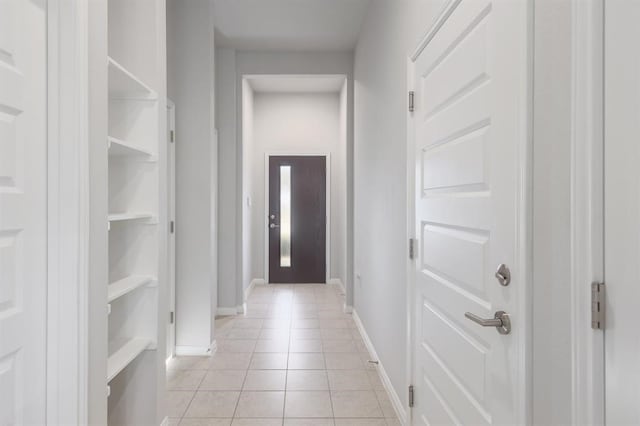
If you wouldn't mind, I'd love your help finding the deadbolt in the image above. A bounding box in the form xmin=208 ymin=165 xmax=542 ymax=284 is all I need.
xmin=465 ymin=311 xmax=511 ymax=335
xmin=495 ymin=264 xmax=511 ymax=286
xmin=270 ymin=214 xmax=276 ymax=220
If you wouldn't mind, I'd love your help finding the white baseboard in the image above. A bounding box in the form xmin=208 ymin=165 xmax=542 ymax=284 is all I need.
xmin=217 ymin=307 xmax=238 ymax=316
xmin=244 ymin=278 xmax=265 ymax=302
xmin=160 ymin=416 xmax=169 ymax=426
xmin=329 ymin=278 xmax=346 ymax=294
xmin=175 ymin=340 xmax=216 ymax=357
xmin=353 ymin=310 xmax=408 ymax=425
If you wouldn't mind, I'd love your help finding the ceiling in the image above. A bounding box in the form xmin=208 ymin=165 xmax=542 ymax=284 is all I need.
xmin=246 ymin=75 xmax=346 ymax=93
xmin=213 ymin=0 xmax=372 ymax=51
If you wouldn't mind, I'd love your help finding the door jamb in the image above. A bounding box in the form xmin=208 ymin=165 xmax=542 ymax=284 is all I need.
xmin=167 ymin=99 xmax=177 ymax=361
xmin=47 ymin=0 xmax=90 ymax=423
xmin=264 ymin=153 xmax=331 ymax=284
xmin=569 ymin=0 xmax=605 ymax=423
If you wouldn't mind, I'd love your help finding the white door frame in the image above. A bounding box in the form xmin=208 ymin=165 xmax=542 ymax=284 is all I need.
xmin=569 ymin=0 xmax=605 ymax=424
xmin=264 ymin=152 xmax=331 ymax=284
xmin=46 ymin=0 xmax=90 ymax=424
xmin=406 ymin=0 xmax=534 ymax=423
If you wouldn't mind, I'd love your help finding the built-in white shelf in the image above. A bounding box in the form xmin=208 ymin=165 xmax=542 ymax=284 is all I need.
xmin=108 ymin=57 xmax=157 ymax=99
xmin=108 ymin=212 xmax=154 ymax=223
xmin=108 ymin=137 xmax=156 ymax=159
xmin=107 ymin=338 xmax=152 ymax=382
xmin=108 ymin=275 xmax=156 ymax=303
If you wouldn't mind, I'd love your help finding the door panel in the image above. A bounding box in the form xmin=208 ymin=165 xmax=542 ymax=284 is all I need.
xmin=0 ymin=0 xmax=47 ymax=424
xmin=412 ymin=0 xmax=529 ymax=424
xmin=604 ymin=1 xmax=640 ymax=423
xmin=268 ymin=156 xmax=326 ymax=283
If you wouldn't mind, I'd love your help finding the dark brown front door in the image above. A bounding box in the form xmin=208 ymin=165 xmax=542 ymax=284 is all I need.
xmin=268 ymin=156 xmax=326 ymax=283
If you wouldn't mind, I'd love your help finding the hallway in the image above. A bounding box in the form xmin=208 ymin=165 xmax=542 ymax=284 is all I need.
xmin=167 ymin=284 xmax=400 ymax=425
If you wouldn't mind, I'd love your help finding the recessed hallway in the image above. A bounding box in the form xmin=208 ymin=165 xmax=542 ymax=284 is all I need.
xmin=166 ymin=284 xmax=400 ymax=425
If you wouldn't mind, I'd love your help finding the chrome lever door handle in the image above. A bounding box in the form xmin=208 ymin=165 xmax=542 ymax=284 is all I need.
xmin=465 ymin=311 xmax=511 ymax=335
xmin=270 ymin=223 xmax=280 ymax=229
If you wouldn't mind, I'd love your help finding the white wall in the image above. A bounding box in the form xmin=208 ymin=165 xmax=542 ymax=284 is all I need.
xmin=248 ymin=91 xmax=346 ymax=283
xmin=215 ymin=48 xmax=237 ymax=309
xmin=353 ymin=0 xmax=440 ymax=406
xmin=215 ymin=49 xmax=355 ymax=308
xmin=167 ymin=0 xmax=217 ymax=352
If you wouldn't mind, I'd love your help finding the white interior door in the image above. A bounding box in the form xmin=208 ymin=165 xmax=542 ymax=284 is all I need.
xmin=0 ymin=0 xmax=48 ymax=424
xmin=167 ymin=100 xmax=176 ymax=360
xmin=604 ymin=1 xmax=640 ymax=423
xmin=410 ymin=0 xmax=530 ymax=424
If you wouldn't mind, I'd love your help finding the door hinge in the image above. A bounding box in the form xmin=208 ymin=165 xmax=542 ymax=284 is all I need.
xmin=409 ymin=385 xmax=415 ymax=407
xmin=170 ymin=311 xmax=175 ymax=325
xmin=408 ymin=91 xmax=415 ymax=113
xmin=170 ymin=129 xmax=175 ymax=143
xmin=409 ymin=238 xmax=416 ymax=260
xmin=591 ymin=282 xmax=605 ymax=329
xmin=170 ymin=220 xmax=175 ymax=234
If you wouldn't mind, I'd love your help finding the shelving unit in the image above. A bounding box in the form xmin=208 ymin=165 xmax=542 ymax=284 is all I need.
xmin=108 ymin=136 xmax=156 ymax=159
xmin=107 ymin=338 xmax=152 ymax=382
xmin=108 ymin=275 xmax=156 ymax=303
xmin=87 ymin=0 xmax=168 ymax=424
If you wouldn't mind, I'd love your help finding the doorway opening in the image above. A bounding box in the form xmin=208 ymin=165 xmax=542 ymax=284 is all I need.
xmin=240 ymin=75 xmax=348 ymax=287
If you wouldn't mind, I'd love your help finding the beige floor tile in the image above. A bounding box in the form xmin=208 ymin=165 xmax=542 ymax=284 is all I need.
xmin=322 ymin=340 xmax=357 ymax=353
xmin=284 ymin=419 xmax=335 ymax=426
xmin=235 ymin=391 xmax=285 ymax=418
xmin=290 ymin=339 xmax=323 ymax=353
xmin=167 ymin=418 xmax=181 ymax=426
xmin=284 ymin=391 xmax=333 ymax=418
xmin=319 ymin=319 xmax=349 ymax=329
xmin=233 ymin=319 xmax=264 ymax=329
xmin=385 ymin=418 xmax=401 ymax=426
xmin=183 ymin=391 xmax=240 ymax=418
xmin=168 ymin=356 xmax=210 ymax=370
xmin=292 ymin=319 xmax=320 ymax=329
xmin=331 ymin=391 xmax=383 ymax=418
xmin=324 ymin=354 xmax=365 ymax=370
xmin=366 ymin=371 xmax=385 ymax=391
xmin=217 ymin=340 xmax=257 ymax=353
xmin=226 ymin=329 xmax=261 ymax=339
xmin=249 ymin=353 xmax=288 ymax=370
xmin=200 ymin=370 xmax=247 ymax=391
xmin=259 ymin=328 xmax=291 ymax=340
xmin=334 ymin=420 xmax=386 ymax=426
xmin=179 ymin=419 xmax=232 ymax=426
xmin=208 ymin=353 xmax=252 ymax=370
xmin=263 ymin=319 xmax=292 ymax=329
xmin=375 ymin=390 xmax=397 ymax=418
xmin=243 ymin=370 xmax=287 ymax=391
xmin=327 ymin=370 xmax=372 ymax=391
xmin=167 ymin=390 xmax=194 ymax=417
xmin=255 ymin=339 xmax=290 ymax=353
xmin=290 ymin=329 xmax=322 ymax=340
xmin=320 ymin=329 xmax=353 ymax=340
xmin=286 ymin=370 xmax=329 ymax=391
xmin=231 ymin=419 xmax=282 ymax=426
xmin=288 ymin=353 xmax=326 ymax=370
xmin=168 ymin=369 xmax=207 ymax=390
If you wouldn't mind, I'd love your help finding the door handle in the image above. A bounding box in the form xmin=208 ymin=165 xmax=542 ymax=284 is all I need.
xmin=465 ymin=311 xmax=511 ymax=335
xmin=270 ymin=223 xmax=280 ymax=229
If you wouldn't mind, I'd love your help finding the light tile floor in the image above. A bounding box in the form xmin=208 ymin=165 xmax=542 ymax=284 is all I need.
xmin=166 ymin=283 xmax=401 ymax=426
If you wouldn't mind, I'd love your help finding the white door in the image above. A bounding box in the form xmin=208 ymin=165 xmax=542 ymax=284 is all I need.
xmin=604 ymin=1 xmax=640 ymax=423
xmin=410 ymin=0 xmax=530 ymax=424
xmin=167 ymin=100 xmax=176 ymax=360
xmin=0 ymin=0 xmax=48 ymax=425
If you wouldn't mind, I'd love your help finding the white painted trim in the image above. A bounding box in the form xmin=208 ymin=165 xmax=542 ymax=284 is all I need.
xmin=244 ymin=278 xmax=264 ymax=302
xmin=160 ymin=416 xmax=169 ymax=426
xmin=46 ymin=0 xmax=90 ymax=424
xmin=175 ymin=340 xmax=217 ymax=357
xmin=329 ymin=278 xmax=352 ymax=313
xmin=570 ymin=0 xmax=605 ymax=424
xmin=353 ymin=310 xmax=408 ymax=425
xmin=263 ymin=152 xmax=331 ymax=284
